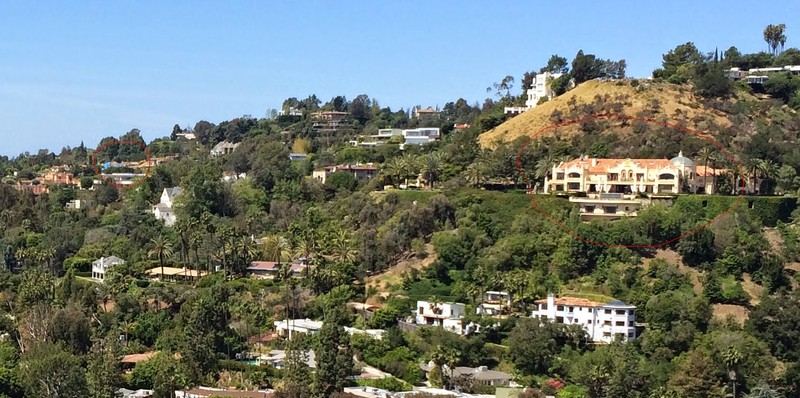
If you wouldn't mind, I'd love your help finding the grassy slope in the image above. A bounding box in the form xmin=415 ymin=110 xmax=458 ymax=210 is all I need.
xmin=478 ymin=79 xmax=734 ymax=148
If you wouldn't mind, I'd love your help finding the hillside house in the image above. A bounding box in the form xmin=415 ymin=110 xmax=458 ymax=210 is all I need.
xmin=312 ymin=163 xmax=378 ymax=184
xmin=92 ymin=256 xmax=125 ymax=281
xmin=531 ymin=294 xmax=637 ymax=343
xmin=414 ymin=301 xmax=465 ymax=334
xmin=210 ymin=141 xmax=240 ymax=157
xmin=476 ymin=291 xmax=511 ymax=316
xmin=152 ymin=187 xmax=182 ymax=226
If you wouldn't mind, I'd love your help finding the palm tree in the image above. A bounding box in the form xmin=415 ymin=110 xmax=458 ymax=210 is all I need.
xmin=464 ymin=162 xmax=487 ymax=188
xmin=147 ymin=234 xmax=174 ymax=280
xmin=201 ymin=212 xmax=216 ymax=271
xmin=120 ymin=320 xmax=137 ymax=346
xmin=262 ymin=235 xmax=291 ymax=265
xmin=697 ymin=147 xmax=714 ymax=194
xmin=174 ymin=219 xmax=190 ymax=267
xmin=400 ymin=154 xmax=420 ymax=188
xmin=329 ymin=229 xmax=357 ymax=263
xmin=382 ymin=157 xmax=404 ymax=187
xmin=420 ymin=153 xmax=444 ymax=189
xmin=535 ymin=154 xmax=564 ymax=186
xmin=722 ymin=346 xmax=743 ymax=398
xmin=189 ymin=231 xmax=203 ymax=268
xmin=747 ymin=158 xmax=762 ymax=194
xmin=757 ymin=159 xmax=778 ymax=195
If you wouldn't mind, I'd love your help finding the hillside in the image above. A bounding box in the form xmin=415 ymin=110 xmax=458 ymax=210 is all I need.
xmin=479 ymin=79 xmax=744 ymax=149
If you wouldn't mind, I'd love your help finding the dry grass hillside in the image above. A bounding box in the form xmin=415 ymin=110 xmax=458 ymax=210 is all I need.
xmin=479 ymin=79 xmax=737 ymax=148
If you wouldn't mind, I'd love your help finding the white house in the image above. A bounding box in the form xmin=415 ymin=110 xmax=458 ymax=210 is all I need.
xmin=476 ymin=291 xmax=511 ymax=316
xmin=531 ymin=294 xmax=637 ymax=343
xmin=504 ymin=71 xmax=566 ymax=115
xmin=92 ymin=256 xmax=125 ymax=281
xmin=210 ymin=141 xmax=239 ymax=157
xmin=415 ymin=300 xmax=465 ymax=334
xmin=402 ymin=128 xmax=440 ymax=146
xmin=274 ymin=319 xmax=324 ymax=337
xmin=152 ymin=187 xmax=182 ymax=227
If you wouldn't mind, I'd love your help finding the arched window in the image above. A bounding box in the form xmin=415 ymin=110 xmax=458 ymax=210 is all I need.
xmin=659 ymin=173 xmax=675 ymax=180
xmin=568 ymin=172 xmax=581 ymax=178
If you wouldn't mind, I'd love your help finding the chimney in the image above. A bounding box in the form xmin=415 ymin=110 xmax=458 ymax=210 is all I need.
xmin=591 ymin=158 xmax=597 ymax=167
xmin=547 ymin=294 xmax=555 ymax=309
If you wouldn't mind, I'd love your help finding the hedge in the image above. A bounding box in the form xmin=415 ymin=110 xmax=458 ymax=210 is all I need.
xmin=674 ymin=195 xmax=797 ymax=227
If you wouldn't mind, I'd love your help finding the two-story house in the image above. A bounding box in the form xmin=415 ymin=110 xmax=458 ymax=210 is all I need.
xmin=531 ymin=294 xmax=637 ymax=343
xmin=92 ymin=256 xmax=125 ymax=281
xmin=476 ymin=291 xmax=512 ymax=316
xmin=414 ymin=300 xmax=465 ymax=334
xmin=312 ymin=163 xmax=378 ymax=184
xmin=152 ymin=187 xmax=182 ymax=226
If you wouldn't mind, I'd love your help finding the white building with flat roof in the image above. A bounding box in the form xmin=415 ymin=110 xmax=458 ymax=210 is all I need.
xmin=476 ymin=291 xmax=511 ymax=316
xmin=531 ymin=294 xmax=637 ymax=343
xmin=415 ymin=300 xmax=465 ymax=334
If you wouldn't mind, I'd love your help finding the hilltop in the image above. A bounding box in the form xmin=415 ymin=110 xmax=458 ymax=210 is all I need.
xmin=478 ymin=79 xmax=754 ymax=150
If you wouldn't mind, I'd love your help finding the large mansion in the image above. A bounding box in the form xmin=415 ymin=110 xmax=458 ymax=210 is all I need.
xmin=544 ymin=152 xmax=722 ymax=196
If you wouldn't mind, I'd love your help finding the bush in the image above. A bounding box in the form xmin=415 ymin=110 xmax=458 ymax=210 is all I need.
xmin=63 ymin=257 xmax=92 ymax=272
xmin=357 ymin=376 xmax=412 ymax=392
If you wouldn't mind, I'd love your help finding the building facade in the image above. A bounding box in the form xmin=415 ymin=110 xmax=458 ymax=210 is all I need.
xmin=531 ymin=294 xmax=637 ymax=343
xmin=476 ymin=291 xmax=511 ymax=316
xmin=92 ymin=256 xmax=125 ymax=281
xmin=504 ymin=71 xmax=566 ymax=115
xmin=152 ymin=187 xmax=182 ymax=226
xmin=414 ymin=300 xmax=465 ymax=334
xmin=210 ymin=141 xmax=240 ymax=157
xmin=312 ymin=163 xmax=378 ymax=184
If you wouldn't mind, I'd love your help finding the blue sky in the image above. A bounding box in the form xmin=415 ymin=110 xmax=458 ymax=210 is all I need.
xmin=1 ymin=1 xmax=798 ymax=156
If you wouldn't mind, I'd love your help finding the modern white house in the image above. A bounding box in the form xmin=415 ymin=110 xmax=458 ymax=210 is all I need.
xmin=402 ymin=128 xmax=440 ymax=146
xmin=152 ymin=187 xmax=182 ymax=227
xmin=476 ymin=291 xmax=511 ymax=316
xmin=531 ymin=294 xmax=637 ymax=343
xmin=209 ymin=141 xmax=240 ymax=157
xmin=92 ymin=256 xmax=125 ymax=281
xmin=504 ymin=71 xmax=567 ymax=115
xmin=414 ymin=300 xmax=465 ymax=334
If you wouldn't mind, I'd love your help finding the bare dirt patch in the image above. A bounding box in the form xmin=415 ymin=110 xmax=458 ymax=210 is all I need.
xmin=712 ymin=303 xmax=749 ymax=324
xmin=365 ymin=243 xmax=437 ymax=302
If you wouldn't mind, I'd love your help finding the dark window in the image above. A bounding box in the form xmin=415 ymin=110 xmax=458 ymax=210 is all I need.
xmin=556 ymin=316 xmax=564 ymax=323
xmin=604 ymin=309 xmax=612 ymax=314
xmin=628 ymin=332 xmax=635 ymax=338
xmin=616 ymin=321 xmax=625 ymax=327
xmin=569 ymin=306 xmax=574 ymax=312
xmin=585 ymin=205 xmax=595 ymax=212
xmin=616 ymin=310 xmax=626 ymax=315
xmin=568 ymin=172 xmax=581 ymax=178
xmin=557 ymin=305 xmax=564 ymax=311
xmin=603 ymin=320 xmax=611 ymax=326
xmin=556 ymin=173 xmax=565 ymax=179
xmin=567 ymin=182 xmax=580 ymax=190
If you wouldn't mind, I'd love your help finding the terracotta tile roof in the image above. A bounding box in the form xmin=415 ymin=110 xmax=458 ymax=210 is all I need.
xmin=121 ymin=351 xmax=157 ymax=363
xmin=695 ymin=165 xmax=727 ymax=177
xmin=248 ymin=261 xmax=280 ymax=271
xmin=534 ymin=296 xmax=607 ymax=308
xmin=558 ymin=158 xmax=674 ymax=174
xmin=182 ymin=388 xmax=273 ymax=397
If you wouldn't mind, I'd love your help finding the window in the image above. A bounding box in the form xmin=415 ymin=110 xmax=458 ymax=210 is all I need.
xmin=567 ymin=182 xmax=580 ymax=190
xmin=556 ymin=317 xmax=564 ymax=323
xmin=616 ymin=310 xmax=626 ymax=315
xmin=556 ymin=184 xmax=564 ymax=191
xmin=604 ymin=309 xmax=612 ymax=314
xmin=603 ymin=320 xmax=611 ymax=326
xmin=636 ymin=173 xmax=644 ymax=181
xmin=569 ymin=306 xmax=574 ymax=312
xmin=556 ymin=173 xmax=565 ymax=179
xmin=628 ymin=332 xmax=635 ymax=338
xmin=608 ymin=173 xmax=619 ymax=181
xmin=419 ymin=307 xmax=424 ymax=313
xmin=557 ymin=305 xmax=564 ymax=311
xmin=615 ymin=321 xmax=626 ymax=327
xmin=603 ymin=332 xmax=611 ymax=337
xmin=568 ymin=172 xmax=581 ymax=178
xmin=450 ymin=309 xmax=454 ymax=316
xmin=585 ymin=205 xmax=595 ymax=212
xmin=602 ymin=206 xmax=618 ymax=214
xmin=541 ymin=304 xmax=548 ymax=310
xmin=587 ymin=320 xmax=592 ymax=324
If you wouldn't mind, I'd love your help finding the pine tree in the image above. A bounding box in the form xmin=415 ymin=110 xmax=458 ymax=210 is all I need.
xmin=313 ymin=303 xmax=354 ymax=398
xmin=86 ymin=339 xmax=123 ymax=398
